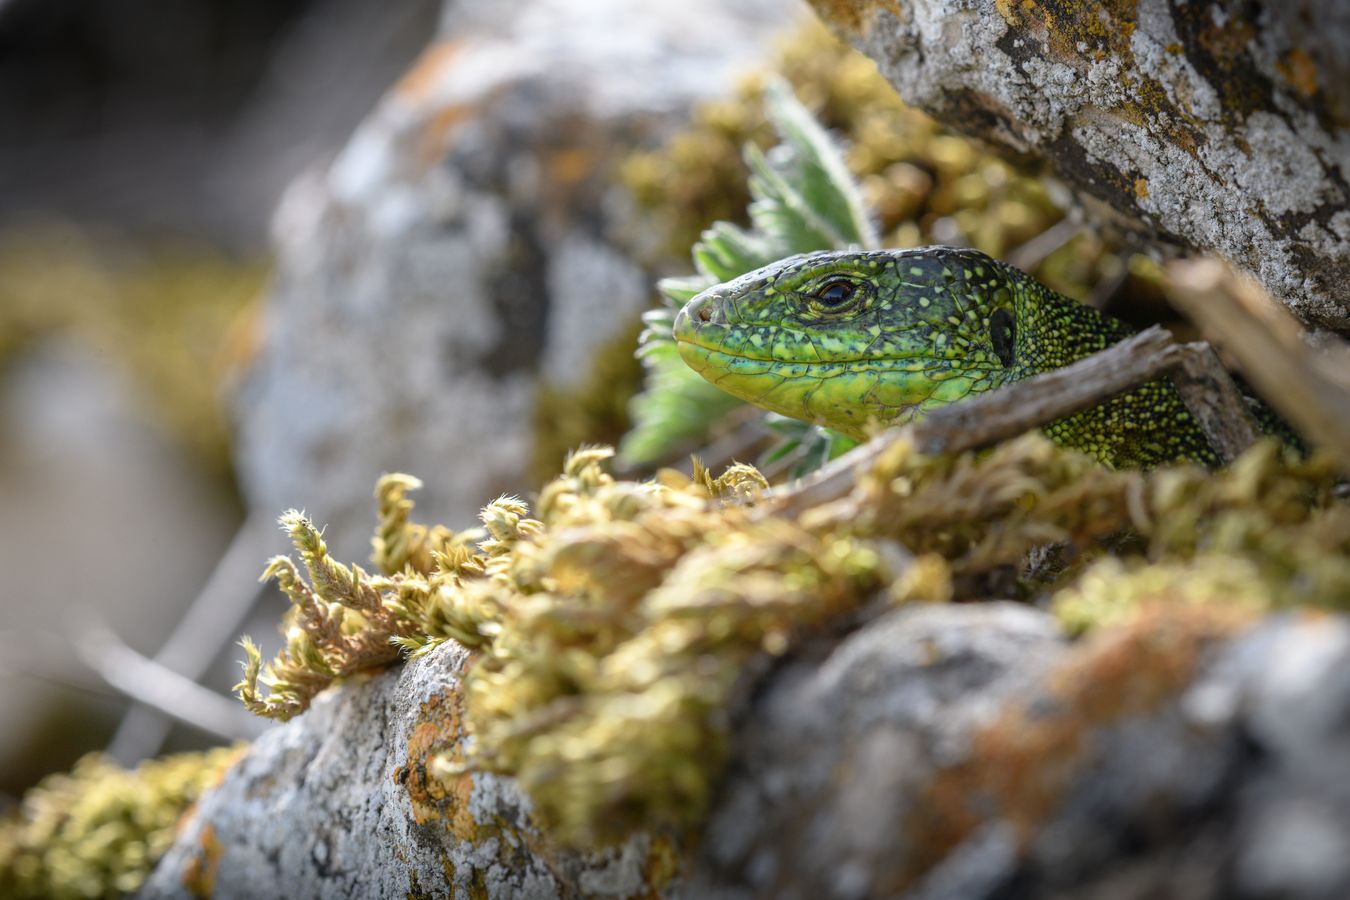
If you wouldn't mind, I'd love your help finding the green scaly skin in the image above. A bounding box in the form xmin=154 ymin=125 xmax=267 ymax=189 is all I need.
xmin=674 ymin=247 xmax=1257 ymax=468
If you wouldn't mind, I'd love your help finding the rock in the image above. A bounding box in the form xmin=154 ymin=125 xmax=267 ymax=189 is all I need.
xmin=233 ymin=0 xmax=805 ymax=559
xmin=145 ymin=604 xmax=1350 ymax=898
xmin=807 ymin=0 xmax=1350 ymax=330
xmin=689 ymin=602 xmax=1065 ymax=900
xmin=139 ymin=640 xmax=659 ymax=899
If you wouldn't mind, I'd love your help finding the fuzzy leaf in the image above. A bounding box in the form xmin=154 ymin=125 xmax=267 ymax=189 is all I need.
xmin=621 ymin=81 xmax=874 ymax=471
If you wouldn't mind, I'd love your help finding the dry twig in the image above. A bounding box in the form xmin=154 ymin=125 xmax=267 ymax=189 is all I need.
xmin=1165 ymin=258 xmax=1350 ymax=471
xmin=769 ymin=325 xmax=1262 ymax=516
xmin=77 ymin=624 xmax=269 ymax=744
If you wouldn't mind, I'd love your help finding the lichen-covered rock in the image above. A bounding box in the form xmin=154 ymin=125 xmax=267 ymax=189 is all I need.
xmin=693 ymin=605 xmax=1350 ymax=899
xmin=808 ymin=0 xmax=1350 ymax=330
xmin=143 ymin=602 xmax=1350 ymax=899
xmin=140 ymin=641 xmax=665 ymax=899
xmin=0 ymin=747 xmax=239 ymax=900
xmin=233 ymin=0 xmax=805 ymax=558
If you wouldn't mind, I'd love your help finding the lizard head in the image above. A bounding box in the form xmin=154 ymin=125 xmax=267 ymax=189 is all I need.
xmin=672 ymin=248 xmax=1024 ymax=440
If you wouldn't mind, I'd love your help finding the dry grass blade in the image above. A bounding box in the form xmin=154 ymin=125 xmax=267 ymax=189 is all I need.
xmin=770 ymin=326 xmax=1261 ymax=516
xmin=1165 ymin=258 xmax=1350 ymax=472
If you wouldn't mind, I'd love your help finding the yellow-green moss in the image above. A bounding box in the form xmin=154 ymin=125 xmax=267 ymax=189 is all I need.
xmin=1055 ymin=442 xmax=1350 ymax=634
xmin=0 ymin=747 xmax=240 ymax=900
xmin=237 ymin=434 xmax=1345 ymax=847
xmin=622 ymin=21 xmax=1123 ymax=303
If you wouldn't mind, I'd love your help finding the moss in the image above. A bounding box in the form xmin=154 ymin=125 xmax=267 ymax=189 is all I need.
xmin=0 ymin=747 xmax=240 ymax=900
xmin=1055 ymin=442 xmax=1350 ymax=634
xmin=623 ymin=22 xmax=1119 ymax=298
xmin=235 ymin=433 xmax=1344 ymax=849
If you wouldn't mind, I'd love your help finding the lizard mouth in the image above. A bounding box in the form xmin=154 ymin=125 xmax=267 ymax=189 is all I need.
xmin=675 ymin=338 xmax=942 ymax=373
xmin=672 ymin=315 xmax=968 ymax=373
xmin=674 ymin=340 xmax=936 ymax=440
xmin=671 ymin=304 xmax=987 ymax=371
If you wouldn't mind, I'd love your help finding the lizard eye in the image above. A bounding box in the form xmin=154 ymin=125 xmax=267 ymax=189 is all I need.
xmin=814 ymin=280 xmax=856 ymax=307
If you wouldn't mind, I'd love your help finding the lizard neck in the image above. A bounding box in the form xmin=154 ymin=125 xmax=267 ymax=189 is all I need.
xmin=1011 ymin=276 xmax=1136 ymax=378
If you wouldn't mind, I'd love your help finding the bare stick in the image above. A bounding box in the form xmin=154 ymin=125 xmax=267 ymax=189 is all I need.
xmin=1171 ymin=343 xmax=1263 ymax=465
xmin=768 ymin=325 xmax=1260 ymax=516
xmin=1005 ymin=219 xmax=1082 ymax=272
xmin=1165 ymin=258 xmax=1350 ymax=471
xmin=910 ymin=326 xmax=1180 ymax=456
xmin=107 ymin=511 xmax=279 ymax=765
xmin=77 ymin=625 xmax=270 ymax=744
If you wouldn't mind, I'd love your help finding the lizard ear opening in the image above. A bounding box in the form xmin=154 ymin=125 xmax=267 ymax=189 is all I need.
xmin=990 ymin=308 xmax=1016 ymax=367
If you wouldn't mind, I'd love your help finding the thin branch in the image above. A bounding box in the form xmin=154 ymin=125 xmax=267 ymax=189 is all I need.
xmin=1004 ymin=218 xmax=1082 ymax=272
xmin=77 ymin=623 xmax=270 ymax=744
xmin=107 ymin=511 xmax=279 ymax=763
xmin=766 ymin=325 xmax=1259 ymax=517
xmin=908 ymin=326 xmax=1181 ymax=456
xmin=1165 ymin=258 xmax=1350 ymax=472
xmin=0 ymin=630 xmax=124 ymax=701
xmin=1170 ymin=343 xmax=1263 ymax=464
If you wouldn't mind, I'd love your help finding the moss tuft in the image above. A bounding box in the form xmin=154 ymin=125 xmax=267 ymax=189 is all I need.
xmin=235 ymin=434 xmax=1344 ymax=847
xmin=0 ymin=747 xmax=240 ymax=900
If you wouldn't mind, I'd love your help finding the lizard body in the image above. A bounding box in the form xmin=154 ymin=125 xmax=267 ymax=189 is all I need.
xmin=672 ymin=247 xmax=1283 ymax=468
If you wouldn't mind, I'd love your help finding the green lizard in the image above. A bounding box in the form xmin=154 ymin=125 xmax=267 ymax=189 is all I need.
xmin=673 ymin=246 xmax=1281 ymax=468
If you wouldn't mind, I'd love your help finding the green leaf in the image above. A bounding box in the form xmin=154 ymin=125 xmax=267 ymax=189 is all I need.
xmin=619 ymin=342 xmax=744 ymax=466
xmin=656 ymin=276 xmax=712 ymax=308
xmin=620 ymin=80 xmax=875 ymax=473
xmin=760 ymin=78 xmax=878 ymax=250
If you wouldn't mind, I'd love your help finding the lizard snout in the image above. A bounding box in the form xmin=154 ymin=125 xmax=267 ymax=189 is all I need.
xmin=675 ymin=293 xmax=726 ymax=339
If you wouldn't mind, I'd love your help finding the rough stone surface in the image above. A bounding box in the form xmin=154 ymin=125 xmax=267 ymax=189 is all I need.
xmin=140 ymin=642 xmax=658 ymax=899
xmin=692 ymin=606 xmax=1350 ymax=900
xmin=143 ymin=603 xmax=1350 ymax=898
xmin=809 ymin=0 xmax=1350 ymax=330
xmin=234 ymin=0 xmax=804 ymax=558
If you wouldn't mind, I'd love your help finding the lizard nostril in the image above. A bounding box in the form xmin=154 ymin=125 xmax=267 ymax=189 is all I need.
xmin=697 ymin=305 xmax=712 ymax=322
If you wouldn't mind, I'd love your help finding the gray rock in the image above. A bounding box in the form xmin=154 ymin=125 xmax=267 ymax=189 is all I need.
xmin=139 ymin=641 xmax=655 ymax=899
xmin=807 ymin=0 xmax=1350 ymax=330
xmin=144 ymin=604 xmax=1350 ymax=899
xmin=687 ymin=602 xmax=1065 ymax=900
xmin=696 ymin=608 xmax=1350 ymax=900
xmin=233 ymin=0 xmax=804 ymax=559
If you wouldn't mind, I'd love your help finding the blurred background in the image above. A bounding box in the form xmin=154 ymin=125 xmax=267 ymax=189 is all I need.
xmin=0 ymin=0 xmax=443 ymax=797
xmin=0 ymin=0 xmax=809 ymax=802
xmin=0 ymin=0 xmax=1162 ymax=802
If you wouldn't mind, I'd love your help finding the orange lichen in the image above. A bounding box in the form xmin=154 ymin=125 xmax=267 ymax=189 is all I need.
xmin=395 ymin=39 xmax=468 ymax=104
xmin=996 ymin=0 xmax=1139 ymax=64
xmin=182 ymin=824 xmax=222 ymax=900
xmin=809 ymin=0 xmax=904 ymax=37
xmin=1276 ymin=48 xmax=1319 ymax=99
xmin=640 ymin=835 xmax=683 ymax=898
xmin=1134 ymin=177 xmax=1149 ymax=199
xmin=894 ymin=604 xmax=1254 ymax=892
xmin=395 ymin=691 xmax=481 ymax=842
xmin=546 ymin=146 xmax=601 ymax=191
xmin=417 ymin=103 xmax=478 ymax=168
